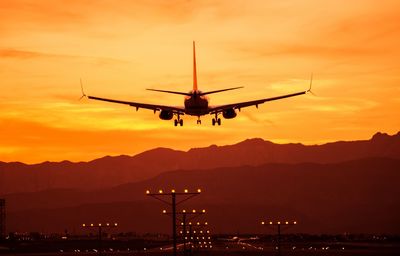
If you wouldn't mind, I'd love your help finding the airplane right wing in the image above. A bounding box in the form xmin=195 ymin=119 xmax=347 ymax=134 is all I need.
xmin=87 ymin=95 xmax=185 ymax=114
xmin=208 ymin=90 xmax=307 ymax=114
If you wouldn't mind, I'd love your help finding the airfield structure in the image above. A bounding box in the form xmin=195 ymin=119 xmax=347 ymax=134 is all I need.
xmin=146 ymin=189 xmax=201 ymax=256
xmin=81 ymin=222 xmax=118 ymax=255
xmin=261 ymin=220 xmax=297 ymax=256
xmin=0 ymin=199 xmax=5 ymax=239
xmin=163 ymin=209 xmax=206 ymax=256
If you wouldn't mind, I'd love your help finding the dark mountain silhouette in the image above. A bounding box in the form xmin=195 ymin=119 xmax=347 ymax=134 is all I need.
xmin=5 ymin=157 xmax=400 ymax=234
xmin=1 ymin=131 xmax=399 ymax=195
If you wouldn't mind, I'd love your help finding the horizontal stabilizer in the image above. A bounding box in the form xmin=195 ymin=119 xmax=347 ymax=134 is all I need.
xmin=199 ymin=86 xmax=244 ymax=96
xmin=146 ymin=88 xmax=192 ymax=96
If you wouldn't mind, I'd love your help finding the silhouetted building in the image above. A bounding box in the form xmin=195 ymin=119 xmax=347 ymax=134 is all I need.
xmin=0 ymin=199 xmax=5 ymax=239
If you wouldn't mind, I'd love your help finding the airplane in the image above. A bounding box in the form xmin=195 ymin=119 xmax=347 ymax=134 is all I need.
xmin=81 ymin=41 xmax=313 ymax=126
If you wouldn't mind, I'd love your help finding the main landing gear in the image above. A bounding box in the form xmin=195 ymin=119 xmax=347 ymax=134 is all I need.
xmin=174 ymin=114 xmax=183 ymax=126
xmin=197 ymin=117 xmax=202 ymax=125
xmin=212 ymin=113 xmax=221 ymax=126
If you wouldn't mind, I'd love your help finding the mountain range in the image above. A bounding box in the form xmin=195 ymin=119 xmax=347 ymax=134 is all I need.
xmin=1 ymin=131 xmax=400 ymax=234
xmin=1 ymin=131 xmax=399 ymax=195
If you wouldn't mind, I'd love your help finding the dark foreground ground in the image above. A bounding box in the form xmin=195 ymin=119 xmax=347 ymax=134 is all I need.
xmin=1 ymin=235 xmax=400 ymax=256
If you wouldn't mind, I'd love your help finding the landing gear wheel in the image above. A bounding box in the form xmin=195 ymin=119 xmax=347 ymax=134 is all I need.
xmin=179 ymin=119 xmax=183 ymax=126
xmin=174 ymin=119 xmax=178 ymax=126
xmin=217 ymin=118 xmax=221 ymax=126
xmin=212 ymin=118 xmax=216 ymax=126
xmin=197 ymin=119 xmax=201 ymax=124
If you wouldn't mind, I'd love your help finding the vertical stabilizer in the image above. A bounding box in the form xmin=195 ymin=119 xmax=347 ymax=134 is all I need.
xmin=193 ymin=41 xmax=198 ymax=91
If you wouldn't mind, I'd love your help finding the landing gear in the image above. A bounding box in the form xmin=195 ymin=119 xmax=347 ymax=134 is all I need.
xmin=197 ymin=117 xmax=202 ymax=125
xmin=212 ymin=113 xmax=221 ymax=126
xmin=174 ymin=114 xmax=183 ymax=126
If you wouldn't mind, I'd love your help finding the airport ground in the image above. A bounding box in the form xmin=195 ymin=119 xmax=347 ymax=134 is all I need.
xmin=1 ymin=234 xmax=400 ymax=256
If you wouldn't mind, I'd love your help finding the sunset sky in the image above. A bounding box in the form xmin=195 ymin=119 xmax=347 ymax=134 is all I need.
xmin=1 ymin=0 xmax=399 ymax=163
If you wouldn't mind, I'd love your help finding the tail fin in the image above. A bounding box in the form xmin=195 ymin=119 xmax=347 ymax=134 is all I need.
xmin=193 ymin=41 xmax=198 ymax=91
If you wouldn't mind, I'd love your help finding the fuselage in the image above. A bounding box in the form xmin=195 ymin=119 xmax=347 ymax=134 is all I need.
xmin=184 ymin=90 xmax=209 ymax=116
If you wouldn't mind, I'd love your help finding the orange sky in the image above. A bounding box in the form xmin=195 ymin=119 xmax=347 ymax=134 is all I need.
xmin=1 ymin=0 xmax=400 ymax=163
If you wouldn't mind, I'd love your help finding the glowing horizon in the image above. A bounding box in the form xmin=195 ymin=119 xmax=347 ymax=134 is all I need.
xmin=1 ymin=0 xmax=399 ymax=163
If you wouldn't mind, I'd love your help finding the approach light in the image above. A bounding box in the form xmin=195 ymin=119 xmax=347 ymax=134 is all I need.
xmin=277 ymin=221 xmax=281 ymax=225
xmin=82 ymin=224 xmax=86 ymax=227
xmin=106 ymin=223 xmax=110 ymax=226
xmin=202 ymin=209 xmax=206 ymax=213
xmin=146 ymin=190 xmax=150 ymax=194
xmin=99 ymin=223 xmax=102 ymax=226
xmin=114 ymin=223 xmax=118 ymax=226
xmin=159 ymin=189 xmax=163 ymax=194
xmin=205 ymin=222 xmax=208 ymax=225
xmin=163 ymin=209 xmax=167 ymax=214
xmin=90 ymin=224 xmax=94 ymax=227
xmin=294 ymin=221 xmax=297 ymax=225
xmin=197 ymin=189 xmax=201 ymax=193
xmin=192 ymin=209 xmax=196 ymax=213
xmin=285 ymin=221 xmax=289 ymax=225
xmin=269 ymin=221 xmax=273 ymax=225
xmin=182 ymin=209 xmax=186 ymax=213
xmin=184 ymin=189 xmax=188 ymax=193
xmin=261 ymin=221 xmax=265 ymax=225
xmin=171 ymin=189 xmax=175 ymax=193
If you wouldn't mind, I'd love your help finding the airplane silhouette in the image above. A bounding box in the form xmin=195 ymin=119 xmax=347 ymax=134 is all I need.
xmin=82 ymin=42 xmax=312 ymax=126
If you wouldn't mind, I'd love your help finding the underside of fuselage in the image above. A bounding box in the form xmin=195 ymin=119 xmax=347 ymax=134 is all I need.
xmin=184 ymin=95 xmax=209 ymax=116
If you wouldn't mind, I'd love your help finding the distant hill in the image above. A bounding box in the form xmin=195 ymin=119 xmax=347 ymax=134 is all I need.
xmin=1 ymin=131 xmax=399 ymax=194
xmin=5 ymin=157 xmax=400 ymax=234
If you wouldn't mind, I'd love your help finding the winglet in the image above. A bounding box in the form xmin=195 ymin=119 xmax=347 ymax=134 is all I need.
xmin=307 ymin=73 xmax=315 ymax=95
xmin=79 ymin=78 xmax=87 ymax=100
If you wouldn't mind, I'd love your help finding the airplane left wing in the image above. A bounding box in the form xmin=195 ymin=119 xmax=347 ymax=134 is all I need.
xmin=208 ymin=90 xmax=307 ymax=114
xmin=87 ymin=95 xmax=185 ymax=114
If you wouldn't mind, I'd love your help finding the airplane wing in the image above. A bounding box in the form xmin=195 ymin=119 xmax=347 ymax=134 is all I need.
xmin=87 ymin=95 xmax=185 ymax=114
xmin=208 ymin=90 xmax=307 ymax=114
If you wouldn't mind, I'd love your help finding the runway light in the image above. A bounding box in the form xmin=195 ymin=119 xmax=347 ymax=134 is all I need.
xmin=197 ymin=222 xmax=200 ymax=225
xmin=182 ymin=209 xmax=186 ymax=213
xmin=184 ymin=189 xmax=188 ymax=193
xmin=171 ymin=189 xmax=175 ymax=193
xmin=114 ymin=223 xmax=118 ymax=226
xmin=159 ymin=189 xmax=163 ymax=194
xmin=90 ymin=224 xmax=94 ymax=227
xmin=197 ymin=189 xmax=201 ymax=193
xmin=181 ymin=222 xmax=184 ymax=225
xmin=99 ymin=223 xmax=102 ymax=226
xmin=192 ymin=209 xmax=196 ymax=213
xmin=269 ymin=221 xmax=273 ymax=225
xmin=294 ymin=221 xmax=297 ymax=225
xmin=277 ymin=221 xmax=281 ymax=225
xmin=82 ymin=224 xmax=86 ymax=227
xmin=162 ymin=209 xmax=167 ymax=214
xmin=146 ymin=190 xmax=150 ymax=194
xmin=202 ymin=209 xmax=206 ymax=213
xmin=106 ymin=223 xmax=110 ymax=226
xmin=285 ymin=221 xmax=289 ymax=225
xmin=188 ymin=222 xmax=192 ymax=225
xmin=261 ymin=221 xmax=265 ymax=225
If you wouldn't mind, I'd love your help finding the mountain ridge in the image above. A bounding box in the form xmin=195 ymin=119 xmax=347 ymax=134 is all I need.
xmin=1 ymin=131 xmax=399 ymax=195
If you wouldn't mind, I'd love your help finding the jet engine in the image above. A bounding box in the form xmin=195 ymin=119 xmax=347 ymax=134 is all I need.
xmin=222 ymin=108 xmax=237 ymax=119
xmin=159 ymin=110 xmax=173 ymax=120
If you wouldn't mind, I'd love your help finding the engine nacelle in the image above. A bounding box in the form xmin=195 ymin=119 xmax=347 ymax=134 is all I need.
xmin=222 ymin=108 xmax=237 ymax=119
xmin=159 ymin=110 xmax=173 ymax=120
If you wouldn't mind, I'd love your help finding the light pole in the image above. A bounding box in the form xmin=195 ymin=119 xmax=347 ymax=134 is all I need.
xmin=261 ymin=220 xmax=297 ymax=256
xmin=146 ymin=188 xmax=201 ymax=256
xmin=163 ymin=209 xmax=206 ymax=256
xmin=82 ymin=222 xmax=118 ymax=255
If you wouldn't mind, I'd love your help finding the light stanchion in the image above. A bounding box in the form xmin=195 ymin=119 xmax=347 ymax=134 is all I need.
xmin=261 ymin=220 xmax=297 ymax=256
xmin=146 ymin=188 xmax=201 ymax=256
xmin=81 ymin=222 xmax=118 ymax=255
